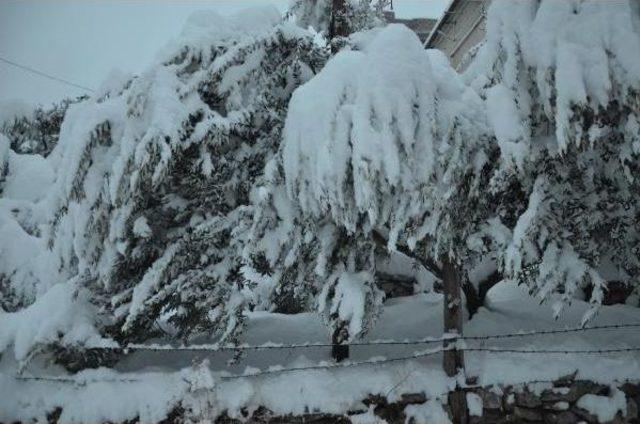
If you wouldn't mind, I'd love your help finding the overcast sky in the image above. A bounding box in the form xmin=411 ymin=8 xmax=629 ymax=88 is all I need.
xmin=0 ymin=0 xmax=447 ymax=107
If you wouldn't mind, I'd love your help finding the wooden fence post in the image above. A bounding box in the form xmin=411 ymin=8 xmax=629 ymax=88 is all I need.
xmin=442 ymin=256 xmax=469 ymax=424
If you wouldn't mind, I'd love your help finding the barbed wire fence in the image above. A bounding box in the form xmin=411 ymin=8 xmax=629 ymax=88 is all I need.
xmin=11 ymin=322 xmax=640 ymax=384
xmin=120 ymin=322 xmax=640 ymax=352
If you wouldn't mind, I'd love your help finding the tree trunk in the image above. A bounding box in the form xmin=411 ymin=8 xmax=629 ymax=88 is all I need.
xmin=329 ymin=0 xmax=349 ymax=53
xmin=332 ymin=321 xmax=349 ymax=362
xmin=441 ymin=256 xmax=468 ymax=424
xmin=462 ymin=270 xmax=502 ymax=318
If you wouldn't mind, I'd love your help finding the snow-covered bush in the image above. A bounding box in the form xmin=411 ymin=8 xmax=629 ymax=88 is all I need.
xmin=465 ymin=0 xmax=640 ymax=319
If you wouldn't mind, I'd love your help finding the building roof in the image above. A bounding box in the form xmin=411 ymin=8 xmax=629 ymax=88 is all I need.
xmin=424 ymin=0 xmax=489 ymax=49
xmin=384 ymin=10 xmax=436 ymax=44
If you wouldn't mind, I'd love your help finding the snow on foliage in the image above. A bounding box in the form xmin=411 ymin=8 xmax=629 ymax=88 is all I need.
xmin=0 ymin=0 xmax=639 ymax=391
xmin=0 ymin=281 xmax=114 ymax=361
xmin=465 ymin=0 xmax=640 ymax=320
xmin=288 ymin=0 xmax=389 ymax=35
xmin=282 ymin=24 xmax=490 ymax=338
xmin=0 ymin=98 xmax=85 ymax=157
xmin=0 ymin=5 xmax=327 ymax=362
xmin=0 ymin=138 xmax=58 ymax=313
xmin=284 ymin=24 xmax=487 ymax=234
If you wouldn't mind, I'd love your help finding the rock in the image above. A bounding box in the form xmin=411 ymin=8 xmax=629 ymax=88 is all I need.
xmin=542 ymin=387 xmax=572 ymax=403
xmin=554 ymin=371 xmax=578 ymax=387
xmin=621 ymin=383 xmax=640 ymax=399
xmin=469 ymin=416 xmax=483 ymax=424
xmin=514 ymin=406 xmax=543 ymax=421
xmin=627 ymin=397 xmax=638 ymax=420
xmin=516 ymin=391 xmax=542 ymax=409
xmin=555 ymin=411 xmax=579 ymax=424
xmin=480 ymin=390 xmax=502 ymax=410
xmin=547 ymin=380 xmax=612 ymax=404
xmin=572 ymin=406 xmax=598 ymax=424
xmin=399 ymin=393 xmax=426 ymax=405
xmin=550 ymin=402 xmax=569 ymax=411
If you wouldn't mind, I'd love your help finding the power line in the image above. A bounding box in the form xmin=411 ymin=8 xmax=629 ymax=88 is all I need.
xmin=0 ymin=55 xmax=95 ymax=93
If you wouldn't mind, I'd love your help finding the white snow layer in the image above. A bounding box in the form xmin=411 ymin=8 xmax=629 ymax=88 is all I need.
xmin=157 ymin=5 xmax=282 ymax=64
xmin=1 ymin=1 xmax=640 ymax=422
xmin=466 ymin=392 xmax=483 ymax=417
xmin=0 ymin=282 xmax=113 ymax=361
xmin=283 ymin=23 xmax=485 ymax=235
xmin=576 ymin=388 xmax=627 ymax=422
xmin=0 ymin=5 xmax=285 ymax=362
xmin=3 ymin=284 xmax=640 ymax=423
xmin=466 ymin=0 xmax=640 ymax=154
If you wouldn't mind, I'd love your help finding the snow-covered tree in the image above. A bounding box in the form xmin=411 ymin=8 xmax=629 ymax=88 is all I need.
xmin=0 ymin=97 xmax=86 ymax=157
xmin=289 ymin=0 xmax=389 ymax=32
xmin=244 ymin=0 xmax=403 ymax=359
xmin=289 ymin=0 xmax=390 ymax=50
xmin=0 ymin=6 xmax=328 ymax=365
xmin=279 ymin=23 xmax=491 ymax=355
xmin=464 ymin=0 xmax=640 ymax=321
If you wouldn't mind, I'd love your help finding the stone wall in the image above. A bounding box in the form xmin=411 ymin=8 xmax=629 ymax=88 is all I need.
xmin=469 ymin=378 xmax=639 ymax=424
xmin=214 ymin=377 xmax=639 ymax=423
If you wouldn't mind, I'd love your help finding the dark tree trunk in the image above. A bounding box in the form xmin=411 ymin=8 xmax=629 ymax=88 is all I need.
xmin=329 ymin=0 xmax=349 ymax=53
xmin=441 ymin=257 xmax=468 ymax=424
xmin=462 ymin=270 xmax=502 ymax=318
xmin=332 ymin=321 xmax=349 ymax=362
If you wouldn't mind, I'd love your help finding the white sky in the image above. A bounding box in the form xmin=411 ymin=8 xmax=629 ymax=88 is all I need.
xmin=0 ymin=0 xmax=447 ymax=107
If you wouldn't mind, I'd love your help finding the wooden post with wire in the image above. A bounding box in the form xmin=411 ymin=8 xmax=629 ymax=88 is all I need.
xmin=442 ymin=256 xmax=469 ymax=424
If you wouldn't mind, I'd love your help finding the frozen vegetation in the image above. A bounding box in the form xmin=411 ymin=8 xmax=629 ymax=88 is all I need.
xmin=1 ymin=0 xmax=639 ymax=422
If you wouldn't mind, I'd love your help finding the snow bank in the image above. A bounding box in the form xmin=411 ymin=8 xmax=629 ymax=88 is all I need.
xmin=0 ymin=370 xmax=188 ymax=424
xmin=404 ymin=399 xmax=451 ymax=424
xmin=576 ymin=388 xmax=627 ymax=422
xmin=4 ymin=290 xmax=640 ymax=422
xmin=466 ymin=392 xmax=483 ymax=417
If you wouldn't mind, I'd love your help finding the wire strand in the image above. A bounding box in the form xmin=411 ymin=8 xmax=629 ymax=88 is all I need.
xmin=121 ymin=322 xmax=640 ymax=352
xmin=13 ymin=345 xmax=640 ymax=384
xmin=0 ymin=55 xmax=95 ymax=93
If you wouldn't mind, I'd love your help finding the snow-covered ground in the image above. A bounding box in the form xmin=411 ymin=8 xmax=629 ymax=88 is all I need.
xmin=2 ymin=281 xmax=639 ymax=423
